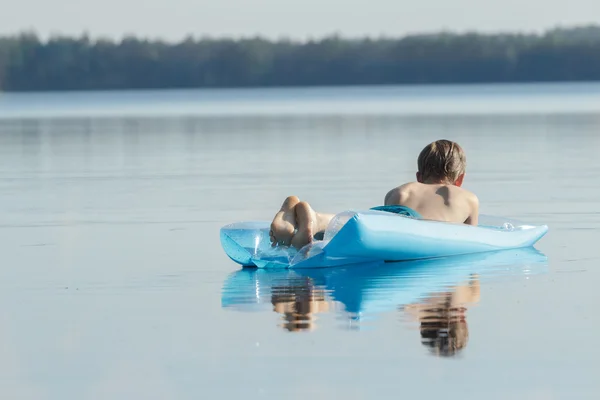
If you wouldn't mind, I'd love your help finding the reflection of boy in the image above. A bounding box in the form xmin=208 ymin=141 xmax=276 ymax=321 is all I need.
xmin=404 ymin=276 xmax=481 ymax=357
xmin=271 ymin=279 xmax=329 ymax=332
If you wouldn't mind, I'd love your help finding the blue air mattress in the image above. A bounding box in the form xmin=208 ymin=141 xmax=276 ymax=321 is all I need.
xmin=220 ymin=210 xmax=548 ymax=268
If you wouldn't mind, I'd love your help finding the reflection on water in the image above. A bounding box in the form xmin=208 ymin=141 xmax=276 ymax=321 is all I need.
xmin=403 ymin=275 xmax=480 ymax=357
xmin=3 ymin=83 xmax=600 ymax=119
xmin=222 ymin=248 xmax=547 ymax=356
xmin=271 ymin=278 xmax=330 ymax=332
xmin=0 ymin=87 xmax=598 ymax=396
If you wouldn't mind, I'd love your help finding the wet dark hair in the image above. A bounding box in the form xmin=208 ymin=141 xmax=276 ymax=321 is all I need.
xmin=417 ymin=140 xmax=467 ymax=183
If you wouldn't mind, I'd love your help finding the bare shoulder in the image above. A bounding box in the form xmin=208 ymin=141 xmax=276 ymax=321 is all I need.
xmin=451 ymin=186 xmax=479 ymax=207
xmin=384 ymin=182 xmax=417 ymax=205
xmin=460 ymin=187 xmax=479 ymax=206
xmin=458 ymin=187 xmax=479 ymax=225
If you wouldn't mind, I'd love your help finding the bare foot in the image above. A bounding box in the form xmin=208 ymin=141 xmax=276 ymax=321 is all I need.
xmin=291 ymin=201 xmax=317 ymax=250
xmin=270 ymin=196 xmax=300 ymax=247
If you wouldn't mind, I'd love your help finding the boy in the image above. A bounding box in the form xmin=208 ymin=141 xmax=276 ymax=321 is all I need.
xmin=269 ymin=140 xmax=479 ymax=249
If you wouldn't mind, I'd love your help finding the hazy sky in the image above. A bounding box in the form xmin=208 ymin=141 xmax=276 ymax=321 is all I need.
xmin=2 ymin=0 xmax=599 ymax=40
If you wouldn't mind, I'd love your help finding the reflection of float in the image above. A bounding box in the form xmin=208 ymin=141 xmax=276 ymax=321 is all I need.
xmin=220 ymin=212 xmax=548 ymax=268
xmin=221 ymin=247 xmax=548 ymax=317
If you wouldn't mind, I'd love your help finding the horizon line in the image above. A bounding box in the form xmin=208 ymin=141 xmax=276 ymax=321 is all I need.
xmin=2 ymin=23 xmax=599 ymax=44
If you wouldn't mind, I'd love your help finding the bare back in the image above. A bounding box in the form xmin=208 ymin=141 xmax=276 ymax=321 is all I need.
xmin=385 ymin=182 xmax=479 ymax=225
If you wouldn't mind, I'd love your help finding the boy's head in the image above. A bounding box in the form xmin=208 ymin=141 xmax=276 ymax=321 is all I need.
xmin=416 ymin=140 xmax=467 ymax=186
xmin=420 ymin=315 xmax=469 ymax=357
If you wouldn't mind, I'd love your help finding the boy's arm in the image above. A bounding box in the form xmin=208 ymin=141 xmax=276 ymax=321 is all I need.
xmin=465 ymin=195 xmax=479 ymax=226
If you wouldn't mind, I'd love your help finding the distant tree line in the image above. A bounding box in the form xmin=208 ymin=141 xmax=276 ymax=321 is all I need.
xmin=1 ymin=26 xmax=600 ymax=91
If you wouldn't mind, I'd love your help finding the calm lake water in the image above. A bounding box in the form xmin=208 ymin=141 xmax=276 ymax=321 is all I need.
xmin=0 ymin=83 xmax=599 ymax=399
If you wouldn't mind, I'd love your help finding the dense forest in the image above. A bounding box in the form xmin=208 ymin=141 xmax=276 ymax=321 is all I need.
xmin=1 ymin=26 xmax=600 ymax=91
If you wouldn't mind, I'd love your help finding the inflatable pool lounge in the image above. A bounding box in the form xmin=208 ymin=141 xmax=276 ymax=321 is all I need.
xmin=220 ymin=210 xmax=548 ymax=269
